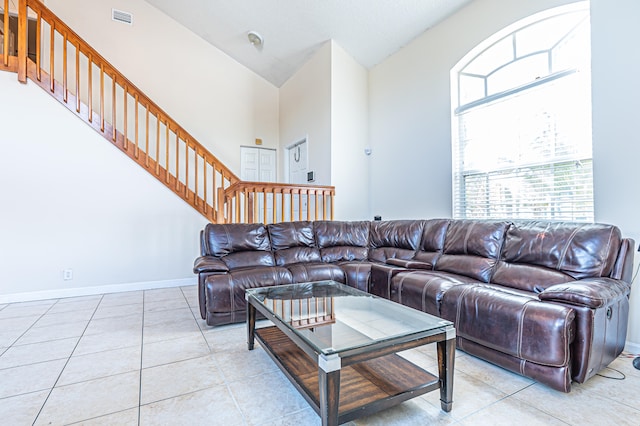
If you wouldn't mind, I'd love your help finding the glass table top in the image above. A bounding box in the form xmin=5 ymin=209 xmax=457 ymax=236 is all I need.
xmin=246 ymin=280 xmax=453 ymax=356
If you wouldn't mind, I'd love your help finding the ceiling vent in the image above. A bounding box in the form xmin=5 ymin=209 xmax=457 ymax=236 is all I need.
xmin=112 ymin=9 xmax=133 ymax=25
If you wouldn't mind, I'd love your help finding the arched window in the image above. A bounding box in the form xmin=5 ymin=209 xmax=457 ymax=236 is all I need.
xmin=451 ymin=3 xmax=592 ymax=221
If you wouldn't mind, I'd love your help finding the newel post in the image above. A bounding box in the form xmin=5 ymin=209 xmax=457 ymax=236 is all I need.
xmin=17 ymin=0 xmax=27 ymax=82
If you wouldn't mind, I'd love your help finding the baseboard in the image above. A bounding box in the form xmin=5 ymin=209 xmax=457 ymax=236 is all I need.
xmin=625 ymin=341 xmax=640 ymax=355
xmin=0 ymin=278 xmax=197 ymax=304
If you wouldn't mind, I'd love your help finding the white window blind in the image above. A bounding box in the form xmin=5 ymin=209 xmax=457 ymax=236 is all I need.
xmin=452 ymin=4 xmax=593 ymax=222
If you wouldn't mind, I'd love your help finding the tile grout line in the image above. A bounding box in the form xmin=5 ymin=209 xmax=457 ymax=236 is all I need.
xmin=2 ymin=299 xmax=59 ymax=357
xmin=31 ymin=294 xmax=105 ymax=425
xmin=137 ymin=290 xmax=146 ymax=426
xmin=181 ymin=286 xmax=214 ymax=352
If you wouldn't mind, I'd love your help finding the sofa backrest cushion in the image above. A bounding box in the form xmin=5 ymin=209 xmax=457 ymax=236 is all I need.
xmin=202 ymin=223 xmax=275 ymax=269
xmin=435 ymin=220 xmax=510 ymax=282
xmin=369 ymin=220 xmax=425 ymax=263
xmin=314 ymin=221 xmax=370 ymax=262
xmin=268 ymin=221 xmax=321 ymax=266
xmin=412 ymin=219 xmax=451 ymax=266
xmin=493 ymin=222 xmax=622 ymax=290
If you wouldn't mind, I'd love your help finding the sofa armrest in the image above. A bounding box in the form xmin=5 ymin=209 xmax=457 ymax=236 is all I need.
xmin=193 ymin=256 xmax=229 ymax=274
xmin=386 ymin=258 xmax=432 ymax=270
xmin=538 ymin=277 xmax=631 ymax=309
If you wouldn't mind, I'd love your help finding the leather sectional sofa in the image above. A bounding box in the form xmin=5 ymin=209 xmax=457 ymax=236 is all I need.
xmin=193 ymin=219 xmax=635 ymax=392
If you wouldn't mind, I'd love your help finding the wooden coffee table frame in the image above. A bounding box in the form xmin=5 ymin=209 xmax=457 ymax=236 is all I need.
xmin=246 ymin=287 xmax=455 ymax=426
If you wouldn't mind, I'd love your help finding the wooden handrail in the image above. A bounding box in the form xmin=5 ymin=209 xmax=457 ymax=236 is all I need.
xmin=12 ymin=0 xmax=240 ymax=222
xmin=3 ymin=0 xmax=336 ymax=224
xmin=219 ymin=181 xmax=335 ymax=224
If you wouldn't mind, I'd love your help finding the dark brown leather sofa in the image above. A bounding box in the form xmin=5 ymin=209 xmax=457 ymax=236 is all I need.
xmin=193 ymin=219 xmax=635 ymax=392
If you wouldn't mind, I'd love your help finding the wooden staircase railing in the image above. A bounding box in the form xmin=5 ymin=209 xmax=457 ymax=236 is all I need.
xmin=2 ymin=0 xmax=335 ymax=224
xmin=218 ymin=181 xmax=335 ymax=224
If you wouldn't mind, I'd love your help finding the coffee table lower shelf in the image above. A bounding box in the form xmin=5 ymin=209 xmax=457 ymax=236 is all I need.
xmin=255 ymin=326 xmax=440 ymax=424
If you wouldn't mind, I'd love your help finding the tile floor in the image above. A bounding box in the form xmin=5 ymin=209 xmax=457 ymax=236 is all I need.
xmin=0 ymin=285 xmax=639 ymax=425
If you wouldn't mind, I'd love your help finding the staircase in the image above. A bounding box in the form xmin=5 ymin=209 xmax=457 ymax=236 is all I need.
xmin=1 ymin=0 xmax=334 ymax=224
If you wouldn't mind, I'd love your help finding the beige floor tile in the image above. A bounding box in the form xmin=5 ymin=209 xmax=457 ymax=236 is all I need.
xmin=0 ymin=390 xmax=50 ymax=426
xmin=73 ymin=328 xmax=143 ymax=356
xmin=144 ymin=287 xmax=185 ymax=303
xmin=143 ymin=319 xmax=202 ymax=344
xmin=0 ymin=337 xmax=79 ymax=369
xmin=141 ymin=354 xmax=224 ymax=404
xmin=0 ymin=303 xmax=53 ymax=319
xmin=139 ymin=385 xmax=244 ymax=425
xmin=15 ymin=321 xmax=88 ymax=345
xmin=0 ymin=316 xmax=38 ymax=332
xmin=0 ymin=328 xmax=27 ymax=348
xmin=203 ymin=323 xmax=249 ymax=353
xmin=143 ymin=307 xmax=195 ymax=327
xmin=69 ymin=407 xmax=139 ymax=425
xmin=34 ymin=371 xmax=140 ymax=425
xmin=142 ymin=334 xmax=210 ymax=368
xmin=352 ymin=397 xmax=456 ymax=426
xmin=457 ymin=396 xmax=567 ymax=426
xmin=99 ymin=291 xmax=144 ymax=307
xmin=92 ymin=303 xmax=144 ymax=320
xmin=84 ymin=314 xmax=143 ymax=336
xmin=257 ymin=408 xmax=321 ymax=426
xmin=421 ymin=369 xmax=508 ymax=420
xmin=57 ymin=346 xmax=142 ymax=386
xmin=0 ymin=359 xmax=66 ymax=398
xmin=144 ymin=298 xmax=190 ymax=313
xmin=57 ymin=295 xmax=103 ymax=304
xmin=512 ymin=380 xmax=640 ymax=425
xmin=34 ymin=309 xmax=95 ymax=327
xmin=214 ymin=346 xmax=279 ymax=382
xmin=46 ymin=299 xmax=100 ymax=314
xmin=180 ymin=285 xmax=199 ymax=308
xmin=229 ymin=370 xmax=314 ymax=425
xmin=572 ymin=355 xmax=640 ymax=408
xmin=453 ymin=353 xmax=535 ymax=395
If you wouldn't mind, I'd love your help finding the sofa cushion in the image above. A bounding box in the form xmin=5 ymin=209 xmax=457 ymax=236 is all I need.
xmin=268 ymin=221 xmax=322 ymax=266
xmin=202 ymin=223 xmax=275 ymax=269
xmin=369 ymin=220 xmax=425 ymax=263
xmin=496 ymin=221 xmax=623 ymax=281
xmin=435 ymin=220 xmax=510 ymax=282
xmin=203 ymin=223 xmax=271 ymax=256
xmin=286 ymin=262 xmax=345 ymax=283
xmin=412 ymin=219 xmax=450 ymax=265
xmin=314 ymin=221 xmax=370 ymax=262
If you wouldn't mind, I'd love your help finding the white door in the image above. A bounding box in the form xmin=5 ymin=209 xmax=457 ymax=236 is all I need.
xmin=240 ymin=147 xmax=277 ymax=222
xmin=287 ymin=140 xmax=308 ymax=220
xmin=240 ymin=146 xmax=276 ymax=182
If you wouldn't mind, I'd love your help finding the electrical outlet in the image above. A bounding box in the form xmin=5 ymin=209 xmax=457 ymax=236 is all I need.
xmin=63 ymin=269 xmax=73 ymax=280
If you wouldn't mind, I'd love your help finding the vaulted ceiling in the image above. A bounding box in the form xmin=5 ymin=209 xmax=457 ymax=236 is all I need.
xmin=143 ymin=0 xmax=473 ymax=87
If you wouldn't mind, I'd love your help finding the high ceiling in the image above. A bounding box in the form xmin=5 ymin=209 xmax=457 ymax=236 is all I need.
xmin=143 ymin=0 xmax=473 ymax=87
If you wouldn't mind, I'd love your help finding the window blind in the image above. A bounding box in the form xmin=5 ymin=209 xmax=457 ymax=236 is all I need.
xmin=452 ymin=70 xmax=593 ymax=221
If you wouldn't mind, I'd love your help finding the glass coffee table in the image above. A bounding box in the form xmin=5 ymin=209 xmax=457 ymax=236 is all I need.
xmin=245 ymin=280 xmax=455 ymax=426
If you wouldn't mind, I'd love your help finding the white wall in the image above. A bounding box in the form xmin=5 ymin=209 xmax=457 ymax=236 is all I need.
xmin=330 ymin=42 xmax=370 ymax=220
xmin=279 ymin=42 xmax=332 ymax=185
xmin=369 ymin=0 xmax=640 ymax=348
xmin=591 ymin=0 xmax=640 ymax=352
xmin=369 ymin=0 xmax=574 ymax=221
xmin=0 ymin=72 xmax=208 ymax=301
xmin=45 ymin=0 xmax=279 ymax=173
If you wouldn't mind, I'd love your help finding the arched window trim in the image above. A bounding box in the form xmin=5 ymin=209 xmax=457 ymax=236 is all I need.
xmin=453 ymin=2 xmax=590 ymax=110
